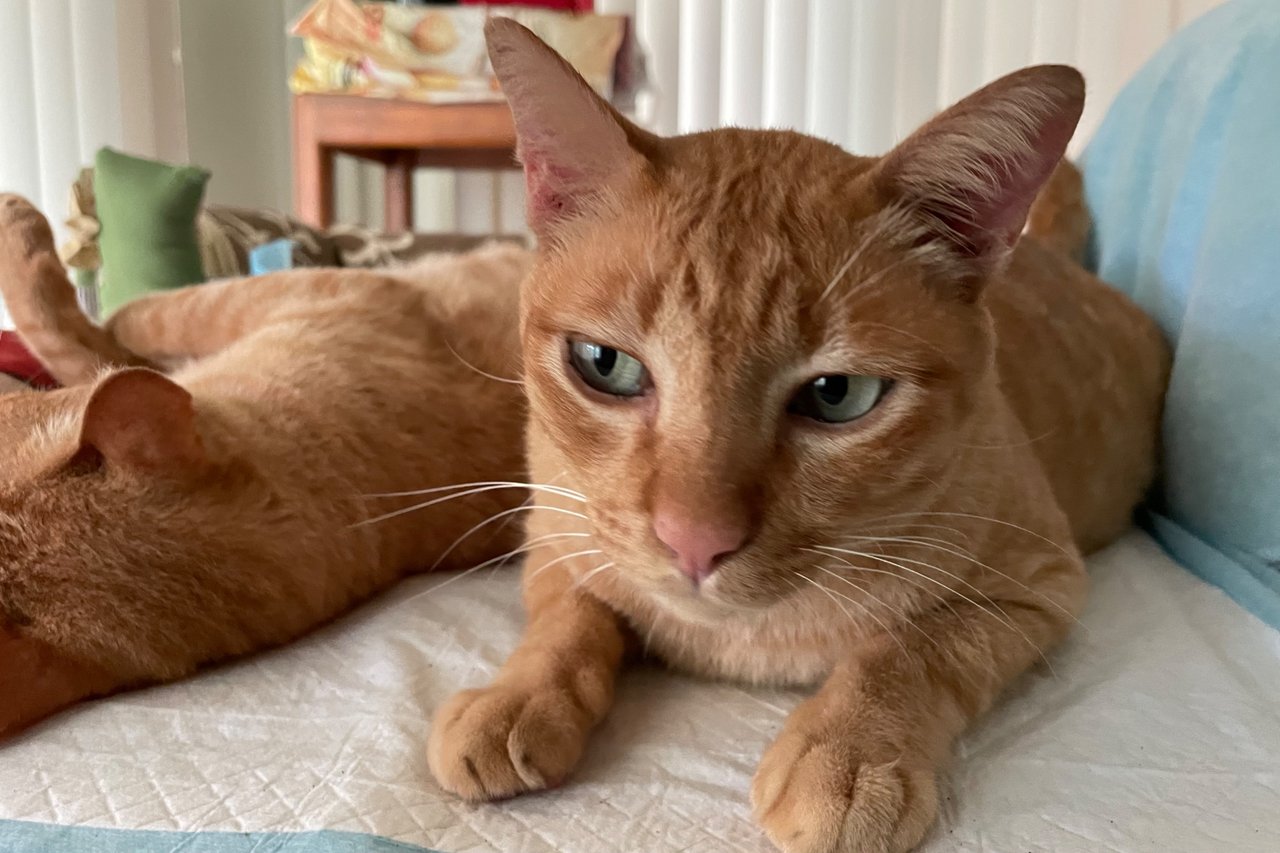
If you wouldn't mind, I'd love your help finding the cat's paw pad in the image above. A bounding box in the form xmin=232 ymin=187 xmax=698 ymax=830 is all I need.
xmin=751 ymin=728 xmax=937 ymax=853
xmin=427 ymin=680 xmax=592 ymax=801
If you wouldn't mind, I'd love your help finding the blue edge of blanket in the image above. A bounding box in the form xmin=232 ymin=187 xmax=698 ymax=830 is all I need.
xmin=0 ymin=821 xmax=437 ymax=853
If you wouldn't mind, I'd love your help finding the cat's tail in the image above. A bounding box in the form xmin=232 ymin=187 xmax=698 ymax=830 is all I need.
xmin=1026 ymin=159 xmax=1090 ymax=262
xmin=0 ymin=195 xmax=154 ymax=385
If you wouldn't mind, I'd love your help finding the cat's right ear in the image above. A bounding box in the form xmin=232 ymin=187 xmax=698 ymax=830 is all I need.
xmin=485 ymin=17 xmax=652 ymax=241
xmin=77 ymin=368 xmax=207 ymax=476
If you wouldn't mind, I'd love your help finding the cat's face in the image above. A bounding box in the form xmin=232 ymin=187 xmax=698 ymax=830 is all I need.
xmin=521 ymin=132 xmax=992 ymax=617
xmin=489 ymin=20 xmax=1082 ymax=620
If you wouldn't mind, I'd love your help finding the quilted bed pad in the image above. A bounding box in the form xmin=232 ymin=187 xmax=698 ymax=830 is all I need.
xmin=3 ymin=531 xmax=1278 ymax=852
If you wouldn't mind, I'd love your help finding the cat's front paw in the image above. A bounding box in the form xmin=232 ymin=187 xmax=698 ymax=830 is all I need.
xmin=751 ymin=723 xmax=938 ymax=853
xmin=427 ymin=679 xmax=593 ymax=801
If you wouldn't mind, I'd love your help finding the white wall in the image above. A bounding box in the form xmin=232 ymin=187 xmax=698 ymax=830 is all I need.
xmin=177 ymin=0 xmax=300 ymax=212
xmin=0 ymin=0 xmax=186 ymax=328
xmin=177 ymin=0 xmax=457 ymax=231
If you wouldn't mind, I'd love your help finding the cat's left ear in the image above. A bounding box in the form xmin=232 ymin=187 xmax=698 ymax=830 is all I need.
xmin=78 ymin=368 xmax=207 ymax=476
xmin=485 ymin=17 xmax=653 ymax=241
xmin=869 ymin=65 xmax=1084 ymax=286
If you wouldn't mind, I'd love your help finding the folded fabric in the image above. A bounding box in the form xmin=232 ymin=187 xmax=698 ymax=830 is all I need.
xmin=1082 ymin=0 xmax=1280 ymax=628
xmin=0 ymin=331 xmax=57 ymax=389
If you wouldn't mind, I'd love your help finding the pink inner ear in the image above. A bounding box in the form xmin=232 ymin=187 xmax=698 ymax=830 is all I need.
xmin=524 ymin=155 xmax=583 ymax=226
xmin=81 ymin=370 xmax=206 ymax=473
xmin=943 ymin=109 xmax=1081 ymax=256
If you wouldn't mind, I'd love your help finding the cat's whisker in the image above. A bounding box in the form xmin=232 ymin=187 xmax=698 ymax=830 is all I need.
xmin=527 ymin=548 xmax=605 ymax=584
xmin=838 ymin=534 xmax=1085 ymax=629
xmin=852 ymin=518 xmax=976 ymax=545
xmin=355 ymin=488 xmax=586 ymax=530
xmin=840 ymin=533 xmax=981 ymax=561
xmin=841 ymin=251 xmax=915 ymax=302
xmin=814 ymin=544 xmax=1055 ymax=673
xmin=462 ymin=530 xmax=592 ymax=575
xmin=813 ymin=565 xmax=943 ymax=653
xmin=955 ymin=427 xmax=1058 ymax=451
xmin=805 ymin=548 xmax=984 ymax=648
xmin=862 ymin=510 xmax=1075 ymax=559
xmin=428 ymin=504 xmax=591 ymax=569
xmin=851 ymin=320 xmax=949 ymax=361
xmin=573 ymin=561 xmax=617 ymax=590
xmin=365 ymin=480 xmax=586 ymax=503
xmin=794 ymin=572 xmax=911 ymax=658
xmin=389 ymin=556 xmax=505 ymax=608
xmin=817 ymin=543 xmax=1021 ymax=633
xmin=819 ymin=248 xmax=864 ymax=301
xmin=640 ymin=611 xmax=668 ymax=659
xmin=443 ymin=337 xmax=524 ymax=386
xmin=395 ymin=534 xmax=595 ymax=612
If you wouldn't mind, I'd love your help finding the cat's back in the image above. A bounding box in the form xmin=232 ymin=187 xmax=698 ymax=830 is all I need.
xmin=190 ymin=244 xmax=529 ymax=395
xmin=984 ymin=238 xmax=1170 ymax=553
xmin=182 ymin=244 xmax=530 ymax=492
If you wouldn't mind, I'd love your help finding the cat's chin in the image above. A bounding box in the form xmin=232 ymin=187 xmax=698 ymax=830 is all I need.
xmin=634 ymin=577 xmax=779 ymax=627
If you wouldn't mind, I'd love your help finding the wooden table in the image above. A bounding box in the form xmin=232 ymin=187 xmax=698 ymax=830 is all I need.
xmin=292 ymin=93 xmax=518 ymax=232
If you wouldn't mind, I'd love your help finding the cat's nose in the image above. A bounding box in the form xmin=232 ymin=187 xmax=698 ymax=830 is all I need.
xmin=652 ymin=510 xmax=748 ymax=585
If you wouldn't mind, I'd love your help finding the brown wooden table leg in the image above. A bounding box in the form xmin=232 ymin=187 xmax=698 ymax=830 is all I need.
xmin=383 ymin=150 xmax=416 ymax=233
xmin=293 ymin=97 xmax=336 ymax=228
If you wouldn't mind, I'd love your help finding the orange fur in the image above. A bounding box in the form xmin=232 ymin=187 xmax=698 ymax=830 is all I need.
xmin=429 ymin=21 xmax=1170 ymax=853
xmin=0 ymin=196 xmax=531 ymax=738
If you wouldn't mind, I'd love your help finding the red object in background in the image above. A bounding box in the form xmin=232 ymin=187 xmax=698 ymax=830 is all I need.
xmin=0 ymin=332 xmax=59 ymax=389
xmin=460 ymin=1 xmax=594 ymax=11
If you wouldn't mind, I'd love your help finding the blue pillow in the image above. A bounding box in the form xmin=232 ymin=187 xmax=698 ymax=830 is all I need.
xmin=1082 ymin=0 xmax=1280 ymax=628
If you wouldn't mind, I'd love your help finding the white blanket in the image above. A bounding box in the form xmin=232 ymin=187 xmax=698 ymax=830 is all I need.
xmin=4 ymin=531 xmax=1279 ymax=852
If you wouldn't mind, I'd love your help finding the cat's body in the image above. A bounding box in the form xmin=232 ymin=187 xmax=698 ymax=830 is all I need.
xmin=428 ymin=21 xmax=1170 ymax=853
xmin=0 ymin=195 xmax=530 ymax=737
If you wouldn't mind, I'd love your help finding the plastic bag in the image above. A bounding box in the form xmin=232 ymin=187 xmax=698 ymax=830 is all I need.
xmin=289 ymin=0 xmax=629 ymax=104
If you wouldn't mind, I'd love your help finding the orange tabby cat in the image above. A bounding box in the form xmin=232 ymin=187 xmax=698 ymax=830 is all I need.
xmin=0 ymin=195 xmax=530 ymax=738
xmin=428 ymin=21 xmax=1170 ymax=853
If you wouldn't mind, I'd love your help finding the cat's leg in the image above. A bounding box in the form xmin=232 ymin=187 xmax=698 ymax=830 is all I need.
xmin=0 ymin=194 xmax=153 ymax=384
xmin=102 ymin=270 xmax=406 ymax=365
xmin=752 ymin=553 xmax=1086 ymax=853
xmin=427 ymin=562 xmax=629 ymax=800
xmin=0 ymin=194 xmax=376 ymax=380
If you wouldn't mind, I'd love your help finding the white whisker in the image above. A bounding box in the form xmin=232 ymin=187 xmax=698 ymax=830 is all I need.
xmin=857 ymin=520 xmax=976 ymax=545
xmin=814 ymin=544 xmax=1054 ymax=673
xmin=819 ymin=248 xmax=864 ymax=301
xmin=355 ymin=483 xmax=584 ymax=528
xmin=813 ymin=565 xmax=942 ymax=652
xmin=527 ymin=548 xmax=605 ymax=583
xmin=866 ymin=510 xmax=1075 ymax=559
xmin=809 ymin=548 xmax=981 ymax=647
xmin=365 ymin=480 xmax=586 ymax=503
xmin=428 ymin=504 xmax=590 ymax=569
xmin=444 ymin=337 xmax=524 ymax=385
xmin=573 ymin=561 xmax=616 ymax=589
xmin=839 ymin=534 xmax=1083 ymax=628
xmin=461 ymin=530 xmax=592 ymax=575
xmin=794 ymin=572 xmax=910 ymax=657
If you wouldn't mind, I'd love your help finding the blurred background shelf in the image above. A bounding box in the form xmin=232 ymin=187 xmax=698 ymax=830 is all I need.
xmin=292 ymin=94 xmax=517 ymax=233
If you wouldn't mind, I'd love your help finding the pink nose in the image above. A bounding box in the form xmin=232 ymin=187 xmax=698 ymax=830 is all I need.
xmin=652 ymin=510 xmax=748 ymax=584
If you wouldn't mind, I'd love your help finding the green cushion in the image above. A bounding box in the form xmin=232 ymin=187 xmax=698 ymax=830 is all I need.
xmin=94 ymin=148 xmax=210 ymax=315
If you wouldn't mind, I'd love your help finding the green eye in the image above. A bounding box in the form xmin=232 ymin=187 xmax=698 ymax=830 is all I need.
xmin=568 ymin=340 xmax=649 ymax=397
xmin=789 ymin=375 xmax=889 ymax=424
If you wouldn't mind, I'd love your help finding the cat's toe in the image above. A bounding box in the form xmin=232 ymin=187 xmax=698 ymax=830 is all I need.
xmin=751 ymin=729 xmax=937 ymax=853
xmin=427 ymin=681 xmax=591 ymax=801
